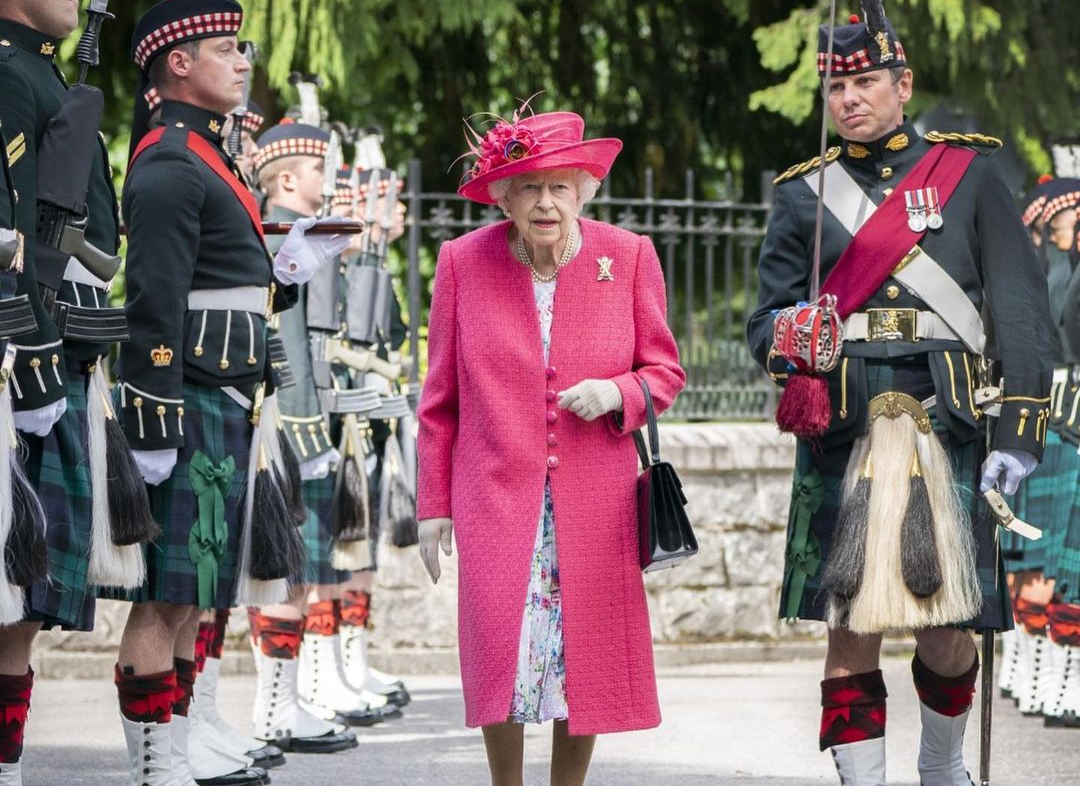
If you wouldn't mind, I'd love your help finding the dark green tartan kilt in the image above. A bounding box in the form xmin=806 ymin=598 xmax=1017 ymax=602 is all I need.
xmin=23 ymin=367 xmax=94 ymax=631
xmin=1003 ymin=429 xmax=1078 ymax=573
xmin=1047 ymin=430 xmax=1080 ymax=602
xmin=103 ymin=383 xmax=251 ymax=610
xmin=296 ymin=471 xmax=350 ymax=586
xmin=779 ymin=359 xmax=1011 ymax=632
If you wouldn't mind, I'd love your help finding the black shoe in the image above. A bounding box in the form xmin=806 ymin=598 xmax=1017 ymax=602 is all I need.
xmin=195 ymin=766 xmax=270 ymax=786
xmin=248 ymin=744 xmax=286 ymax=769
xmin=334 ymin=705 xmax=389 ymax=727
xmin=383 ymin=687 xmax=411 ymax=708
xmin=275 ymin=729 xmax=358 ymax=754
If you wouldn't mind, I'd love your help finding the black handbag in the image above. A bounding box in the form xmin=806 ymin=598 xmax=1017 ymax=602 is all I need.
xmin=632 ymin=378 xmax=698 ymax=572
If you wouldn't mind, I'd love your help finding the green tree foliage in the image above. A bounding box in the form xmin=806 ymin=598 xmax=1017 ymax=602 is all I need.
xmin=750 ymin=0 xmax=1080 ymax=177
xmin=60 ymin=0 xmax=1080 ymax=201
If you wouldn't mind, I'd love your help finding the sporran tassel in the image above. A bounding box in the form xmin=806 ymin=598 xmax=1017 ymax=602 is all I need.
xmin=235 ymin=390 xmax=302 ymax=605
xmin=276 ymin=420 xmax=306 ymax=525
xmin=86 ymin=363 xmax=147 ymax=589
xmin=0 ymin=349 xmax=28 ymax=622
xmin=331 ymin=414 xmax=373 ymax=571
xmin=899 ymin=451 xmax=942 ymax=598
xmin=822 ymin=449 xmax=871 ymax=604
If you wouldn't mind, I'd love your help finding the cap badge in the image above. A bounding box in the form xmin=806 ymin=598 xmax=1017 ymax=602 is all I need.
xmin=151 ymin=344 xmax=175 ymax=367
xmin=596 ymin=256 xmax=614 ymax=282
xmin=874 ymin=31 xmax=894 ymax=63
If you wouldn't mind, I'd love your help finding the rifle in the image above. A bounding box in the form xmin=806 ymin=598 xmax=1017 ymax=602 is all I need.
xmin=227 ymin=42 xmax=259 ymax=158
xmin=35 ymin=0 xmax=121 ymax=297
xmin=321 ymin=129 xmax=343 ymax=217
xmin=354 ymin=130 xmax=387 ymax=264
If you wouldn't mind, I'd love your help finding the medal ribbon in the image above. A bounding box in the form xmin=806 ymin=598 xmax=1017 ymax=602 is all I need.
xmin=820 ymin=144 xmax=978 ymax=320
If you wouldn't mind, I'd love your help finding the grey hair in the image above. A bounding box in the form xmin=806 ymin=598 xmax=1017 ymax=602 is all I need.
xmin=488 ymin=170 xmax=602 ymax=215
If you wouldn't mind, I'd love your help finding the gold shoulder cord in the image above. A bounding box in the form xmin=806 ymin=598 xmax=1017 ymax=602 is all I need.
xmin=925 ymin=131 xmax=1004 ymax=149
xmin=773 ymin=146 xmax=842 ymax=186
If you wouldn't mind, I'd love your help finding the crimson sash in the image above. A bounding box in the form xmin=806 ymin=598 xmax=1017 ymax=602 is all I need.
xmin=129 ymin=127 xmax=265 ymax=242
xmin=820 ymin=144 xmax=977 ymax=320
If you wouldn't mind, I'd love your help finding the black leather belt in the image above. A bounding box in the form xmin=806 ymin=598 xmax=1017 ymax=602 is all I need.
xmin=0 ymin=295 xmax=37 ymax=338
xmin=54 ymin=302 xmax=129 ymax=342
xmin=267 ymin=334 xmax=295 ymax=389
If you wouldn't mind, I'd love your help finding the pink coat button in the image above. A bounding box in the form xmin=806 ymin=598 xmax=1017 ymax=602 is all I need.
xmin=546 ymin=411 xmax=558 ymax=424
xmin=546 ymin=390 xmax=557 ymax=402
xmin=545 ymin=366 xmax=556 ymax=379
xmin=547 ymin=433 xmax=557 ymax=446
xmin=547 ymin=455 xmax=559 ymax=469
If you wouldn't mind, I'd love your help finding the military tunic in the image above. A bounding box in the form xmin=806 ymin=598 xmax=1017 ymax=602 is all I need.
xmin=113 ymin=100 xmax=296 ymax=609
xmin=747 ymin=121 xmax=1052 ymax=630
xmin=0 ymin=21 xmax=124 ymax=629
xmin=268 ymin=204 xmax=348 ymax=586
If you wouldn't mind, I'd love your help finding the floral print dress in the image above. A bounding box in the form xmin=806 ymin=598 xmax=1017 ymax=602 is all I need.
xmin=509 ymin=278 xmax=569 ymax=724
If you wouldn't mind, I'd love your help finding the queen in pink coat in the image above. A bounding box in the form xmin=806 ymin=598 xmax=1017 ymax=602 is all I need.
xmin=416 ymin=107 xmax=685 ymax=786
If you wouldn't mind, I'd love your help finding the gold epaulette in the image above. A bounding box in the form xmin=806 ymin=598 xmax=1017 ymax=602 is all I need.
xmin=773 ymin=146 xmax=842 ymax=186
xmin=925 ymin=131 xmax=1003 ymax=149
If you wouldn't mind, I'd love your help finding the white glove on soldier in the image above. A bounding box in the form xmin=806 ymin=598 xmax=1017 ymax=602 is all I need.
xmin=13 ymin=399 xmax=68 ymax=437
xmin=299 ymin=447 xmax=341 ymax=481
xmin=557 ymin=379 xmax=622 ymax=422
xmin=980 ymin=449 xmax=1039 ymax=496
xmin=273 ymin=217 xmax=351 ymax=285
xmin=132 ymin=448 xmax=179 ymax=486
xmin=418 ymin=517 xmax=453 ymax=584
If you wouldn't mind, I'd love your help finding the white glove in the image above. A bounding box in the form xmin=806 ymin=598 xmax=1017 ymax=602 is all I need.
xmin=132 ymin=448 xmax=179 ymax=486
xmin=557 ymin=379 xmax=622 ymax=422
xmin=418 ymin=517 xmax=453 ymax=584
xmin=299 ymin=447 xmax=341 ymax=480
xmin=980 ymin=449 xmax=1039 ymax=495
xmin=273 ymin=217 xmax=351 ymax=285
xmin=13 ymin=399 xmax=68 ymax=437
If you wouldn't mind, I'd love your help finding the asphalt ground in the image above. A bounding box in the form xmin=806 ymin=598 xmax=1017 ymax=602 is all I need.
xmin=21 ymin=655 xmax=1078 ymax=785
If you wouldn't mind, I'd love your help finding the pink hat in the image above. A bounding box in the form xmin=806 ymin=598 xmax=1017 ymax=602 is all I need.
xmin=457 ymin=110 xmax=622 ymax=205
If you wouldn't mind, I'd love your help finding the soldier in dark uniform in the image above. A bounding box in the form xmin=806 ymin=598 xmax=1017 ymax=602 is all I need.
xmin=247 ymin=120 xmax=388 ymax=741
xmin=111 ymin=3 xmax=352 ymax=783
xmin=0 ymin=3 xmax=147 ymax=784
xmin=746 ymin=7 xmax=1051 ymax=785
xmin=332 ymin=166 xmax=414 ymax=707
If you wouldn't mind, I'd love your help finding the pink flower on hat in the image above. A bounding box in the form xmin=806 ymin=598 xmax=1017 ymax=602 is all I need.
xmin=471 ymin=121 xmax=538 ymax=178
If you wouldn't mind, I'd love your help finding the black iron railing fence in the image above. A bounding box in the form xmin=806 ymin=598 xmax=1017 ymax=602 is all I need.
xmin=403 ymin=160 xmax=778 ymax=420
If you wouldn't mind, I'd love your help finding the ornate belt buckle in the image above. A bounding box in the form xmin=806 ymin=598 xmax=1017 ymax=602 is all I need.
xmin=866 ymin=308 xmax=917 ymax=342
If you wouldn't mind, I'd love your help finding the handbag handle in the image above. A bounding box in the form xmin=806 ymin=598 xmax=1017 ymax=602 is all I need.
xmin=631 ymin=377 xmax=661 ymax=468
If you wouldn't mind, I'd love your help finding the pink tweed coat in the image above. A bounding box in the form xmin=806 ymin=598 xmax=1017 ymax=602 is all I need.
xmin=416 ymin=218 xmax=685 ymax=735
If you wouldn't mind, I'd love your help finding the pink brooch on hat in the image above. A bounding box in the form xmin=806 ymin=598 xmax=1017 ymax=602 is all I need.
xmin=457 ymin=100 xmax=622 ymax=205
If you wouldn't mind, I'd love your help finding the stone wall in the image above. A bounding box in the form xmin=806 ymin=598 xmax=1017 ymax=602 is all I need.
xmin=35 ymin=423 xmax=821 ymax=665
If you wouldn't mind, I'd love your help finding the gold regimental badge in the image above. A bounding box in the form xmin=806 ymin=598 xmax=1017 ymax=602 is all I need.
xmin=209 ymin=119 xmax=221 ymax=134
xmin=596 ymin=256 xmax=614 ymax=282
xmin=151 ymin=344 xmax=174 ymax=367
xmin=875 ymin=31 xmax=893 ymax=62
xmin=885 ymin=133 xmax=909 ymax=152
xmin=847 ymin=143 xmax=870 ymax=160
xmin=40 ymin=42 xmax=55 ymax=57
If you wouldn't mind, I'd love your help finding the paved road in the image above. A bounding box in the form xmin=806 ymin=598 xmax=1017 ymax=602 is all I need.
xmin=22 ymin=655 xmax=1077 ymax=785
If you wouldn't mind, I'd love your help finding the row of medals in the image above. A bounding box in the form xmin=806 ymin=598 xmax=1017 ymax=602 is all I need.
xmin=905 ymin=186 xmax=943 ymax=232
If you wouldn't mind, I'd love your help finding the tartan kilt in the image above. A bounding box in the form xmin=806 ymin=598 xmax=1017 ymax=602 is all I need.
xmin=103 ymin=383 xmax=251 ymax=610
xmin=1047 ymin=434 xmax=1080 ymax=602
xmin=778 ymin=359 xmax=1010 ymax=631
xmin=296 ymin=471 xmax=350 ymax=586
xmin=1003 ymin=429 xmax=1078 ymax=573
xmin=23 ymin=367 xmax=94 ymax=631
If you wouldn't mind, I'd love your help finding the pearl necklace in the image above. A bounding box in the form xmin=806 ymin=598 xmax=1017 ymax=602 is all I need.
xmin=515 ymin=222 xmax=578 ymax=283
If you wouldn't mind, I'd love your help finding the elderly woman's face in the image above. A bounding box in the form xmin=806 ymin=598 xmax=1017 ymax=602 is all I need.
xmin=505 ymin=169 xmax=580 ymax=250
